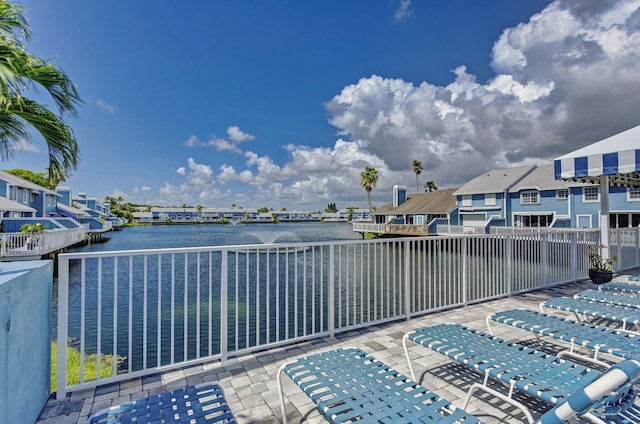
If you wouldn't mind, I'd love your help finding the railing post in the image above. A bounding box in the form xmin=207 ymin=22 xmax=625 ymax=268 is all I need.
xmin=220 ymin=250 xmax=228 ymax=362
xmin=56 ymin=255 xmax=69 ymax=400
xmin=505 ymin=235 xmax=513 ymax=295
xmin=404 ymin=239 xmax=411 ymax=319
xmin=328 ymin=244 xmax=335 ymax=337
xmin=461 ymin=237 xmax=467 ymax=306
xmin=636 ymin=228 xmax=640 ymax=268
xmin=541 ymin=233 xmax=548 ymax=289
xmin=570 ymin=232 xmax=577 ymax=282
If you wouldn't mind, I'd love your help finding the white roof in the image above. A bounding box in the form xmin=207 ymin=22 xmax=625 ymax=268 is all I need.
xmin=0 ymin=171 xmax=59 ymax=196
xmin=0 ymin=196 xmax=36 ymax=213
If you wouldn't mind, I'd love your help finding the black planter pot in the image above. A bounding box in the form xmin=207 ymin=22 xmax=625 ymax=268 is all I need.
xmin=589 ymin=269 xmax=613 ymax=284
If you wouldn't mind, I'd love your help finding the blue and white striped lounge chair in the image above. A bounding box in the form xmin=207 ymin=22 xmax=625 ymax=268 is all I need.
xmin=277 ymin=347 xmax=482 ymax=424
xmin=540 ymin=297 xmax=640 ymax=333
xmin=575 ymin=289 xmax=640 ymax=309
xmin=403 ymin=323 xmax=607 ymax=423
xmin=87 ymin=382 xmax=237 ymax=424
xmin=600 ymin=280 xmax=640 ymax=295
xmin=487 ymin=309 xmax=640 ymax=366
xmin=535 ymin=356 xmax=640 ymax=424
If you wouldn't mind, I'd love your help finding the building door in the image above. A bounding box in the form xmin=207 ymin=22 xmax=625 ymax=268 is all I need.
xmin=577 ymin=215 xmax=592 ymax=228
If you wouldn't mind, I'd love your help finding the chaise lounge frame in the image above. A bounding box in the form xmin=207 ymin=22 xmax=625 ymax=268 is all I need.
xmin=403 ymin=323 xmax=607 ymax=423
xmin=576 ymin=289 xmax=640 ymax=309
xmin=540 ymin=297 xmax=640 ymax=334
xmin=486 ymin=309 xmax=640 ymax=366
xmin=277 ymin=346 xmax=482 ymax=424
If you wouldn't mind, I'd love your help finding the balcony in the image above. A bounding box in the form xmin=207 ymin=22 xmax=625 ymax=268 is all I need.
xmin=37 ymin=280 xmax=618 ymax=423
xmin=5 ymin=228 xmax=639 ymax=423
xmin=0 ymin=220 xmax=85 ymax=259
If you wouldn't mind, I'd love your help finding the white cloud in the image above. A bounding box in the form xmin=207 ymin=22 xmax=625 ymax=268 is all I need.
xmin=95 ymin=98 xmax=118 ymax=114
xmin=13 ymin=138 xmax=40 ymax=153
xmin=227 ymin=125 xmax=255 ymax=143
xmin=184 ymin=126 xmax=255 ymax=154
xmin=132 ymin=186 xmax=151 ymax=195
xmin=394 ymin=0 xmax=413 ymax=22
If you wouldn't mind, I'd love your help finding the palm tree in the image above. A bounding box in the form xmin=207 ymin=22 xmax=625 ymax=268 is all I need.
xmin=411 ymin=160 xmax=422 ymax=193
xmin=0 ymin=1 xmax=82 ymax=185
xmin=424 ymin=180 xmax=438 ymax=192
xmin=360 ymin=166 xmax=379 ymax=222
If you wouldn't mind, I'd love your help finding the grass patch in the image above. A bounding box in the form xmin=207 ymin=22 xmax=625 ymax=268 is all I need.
xmin=51 ymin=342 xmax=122 ymax=392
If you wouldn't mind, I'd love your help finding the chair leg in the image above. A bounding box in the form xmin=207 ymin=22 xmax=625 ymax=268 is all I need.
xmin=462 ymin=382 xmax=535 ymax=424
xmin=276 ymin=363 xmax=289 ymax=424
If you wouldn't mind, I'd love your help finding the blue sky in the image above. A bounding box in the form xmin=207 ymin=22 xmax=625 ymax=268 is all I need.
xmin=8 ymin=0 xmax=640 ymax=211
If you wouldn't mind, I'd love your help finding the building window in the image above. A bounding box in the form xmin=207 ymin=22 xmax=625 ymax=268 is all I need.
xmin=520 ymin=191 xmax=539 ymax=205
xmin=485 ymin=193 xmax=496 ymax=206
xmin=461 ymin=195 xmax=471 ymax=207
xmin=610 ymin=212 xmax=640 ymax=228
xmin=583 ymin=187 xmax=600 ymax=202
xmin=11 ymin=186 xmax=17 ymax=201
xmin=515 ymin=214 xmax=553 ymax=227
xmin=22 ymin=189 xmax=28 ymax=204
xmin=556 ymin=189 xmax=568 ymax=200
xmin=628 ymin=187 xmax=640 ymax=201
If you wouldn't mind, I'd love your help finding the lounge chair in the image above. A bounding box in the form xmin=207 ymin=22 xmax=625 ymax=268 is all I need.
xmin=535 ymin=356 xmax=640 ymax=424
xmin=575 ymin=289 xmax=640 ymax=309
xmin=540 ymin=297 xmax=640 ymax=333
xmin=87 ymin=382 xmax=237 ymax=424
xmin=600 ymin=280 xmax=640 ymax=295
xmin=487 ymin=309 xmax=640 ymax=366
xmin=277 ymin=346 xmax=481 ymax=424
xmin=403 ymin=323 xmax=607 ymax=423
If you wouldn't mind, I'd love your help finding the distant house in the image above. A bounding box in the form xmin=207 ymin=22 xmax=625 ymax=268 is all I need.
xmin=374 ymin=185 xmax=458 ymax=226
xmin=352 ymin=185 xmax=457 ymax=236
xmin=507 ymin=165 xmax=581 ymax=228
xmin=454 ymin=164 xmax=640 ymax=231
xmin=0 ymin=170 xmax=59 ymax=217
xmin=453 ymin=165 xmax=536 ymax=230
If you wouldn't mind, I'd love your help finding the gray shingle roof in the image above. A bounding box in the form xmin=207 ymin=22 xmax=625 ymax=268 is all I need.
xmin=509 ymin=164 xmax=594 ymax=192
xmin=453 ymin=165 xmax=536 ymax=195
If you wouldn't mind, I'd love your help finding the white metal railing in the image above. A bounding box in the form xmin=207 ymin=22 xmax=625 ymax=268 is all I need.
xmin=352 ymin=222 xmax=384 ymax=233
xmin=490 ymin=226 xmax=594 ymax=234
xmin=57 ymin=228 xmax=640 ymax=398
xmin=352 ymin=222 xmax=430 ymax=235
xmin=436 ymin=224 xmax=486 ymax=234
xmin=0 ymin=227 xmax=85 ymax=257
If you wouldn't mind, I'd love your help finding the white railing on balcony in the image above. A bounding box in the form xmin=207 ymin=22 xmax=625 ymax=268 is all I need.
xmin=56 ymin=228 xmax=640 ymax=398
xmin=436 ymin=224 xmax=487 ymax=234
xmin=0 ymin=227 xmax=85 ymax=257
xmin=352 ymin=222 xmax=430 ymax=235
xmin=352 ymin=222 xmax=384 ymax=233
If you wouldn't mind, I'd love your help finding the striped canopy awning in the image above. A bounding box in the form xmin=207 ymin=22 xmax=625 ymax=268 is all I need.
xmin=554 ymin=124 xmax=640 ymax=187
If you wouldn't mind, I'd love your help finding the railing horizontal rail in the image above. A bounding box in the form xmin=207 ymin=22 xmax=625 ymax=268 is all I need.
xmin=56 ymin=228 xmax=637 ymax=398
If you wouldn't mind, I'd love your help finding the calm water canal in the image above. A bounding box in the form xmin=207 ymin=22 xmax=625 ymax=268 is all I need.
xmin=56 ymin=222 xmax=364 ymax=371
xmin=68 ymin=221 xmax=361 ymax=253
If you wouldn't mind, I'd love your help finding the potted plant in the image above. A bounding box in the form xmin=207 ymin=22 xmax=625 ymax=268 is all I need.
xmin=587 ymin=244 xmax=618 ymax=284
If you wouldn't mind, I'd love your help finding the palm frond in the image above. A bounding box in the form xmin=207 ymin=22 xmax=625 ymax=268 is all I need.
xmin=10 ymin=98 xmax=78 ymax=184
